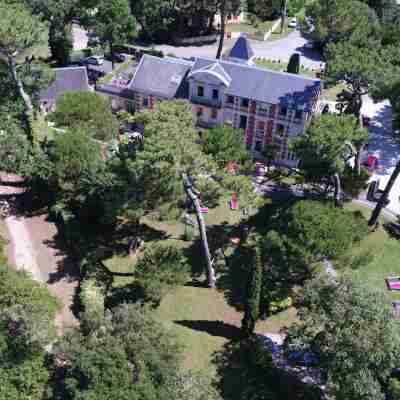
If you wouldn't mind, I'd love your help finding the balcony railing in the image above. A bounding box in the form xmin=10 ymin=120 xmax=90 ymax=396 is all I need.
xmin=191 ymin=95 xmax=222 ymax=108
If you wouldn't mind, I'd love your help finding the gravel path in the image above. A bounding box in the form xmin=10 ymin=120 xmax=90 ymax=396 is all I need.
xmin=0 ymin=174 xmax=79 ymax=334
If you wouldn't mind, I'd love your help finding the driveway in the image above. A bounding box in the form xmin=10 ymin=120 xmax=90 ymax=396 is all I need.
xmin=361 ymin=97 xmax=400 ymax=216
xmin=73 ymin=23 xmax=88 ymax=51
xmin=154 ymin=30 xmax=323 ymax=69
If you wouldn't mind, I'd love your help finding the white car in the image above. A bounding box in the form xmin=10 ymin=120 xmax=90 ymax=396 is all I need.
xmin=288 ymin=18 xmax=297 ymax=28
xmin=83 ymin=56 xmax=104 ymax=66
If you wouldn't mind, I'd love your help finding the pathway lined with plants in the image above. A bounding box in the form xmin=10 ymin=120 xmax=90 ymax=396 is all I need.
xmin=0 ymin=174 xmax=79 ymax=334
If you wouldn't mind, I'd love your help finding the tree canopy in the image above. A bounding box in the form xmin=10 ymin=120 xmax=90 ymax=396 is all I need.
xmin=286 ymin=276 xmax=400 ymax=400
xmin=52 ymin=91 xmax=119 ymax=142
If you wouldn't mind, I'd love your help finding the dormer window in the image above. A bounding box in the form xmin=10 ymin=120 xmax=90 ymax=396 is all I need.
xmin=212 ymin=89 xmax=219 ymax=99
xmin=197 ymin=86 xmax=204 ymax=97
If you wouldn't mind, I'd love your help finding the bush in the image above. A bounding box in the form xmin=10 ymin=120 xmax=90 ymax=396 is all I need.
xmin=389 ymin=378 xmax=400 ymax=400
xmin=287 ymin=53 xmax=300 ymax=74
xmin=79 ymin=278 xmax=106 ymax=334
xmin=135 ymin=243 xmax=190 ymax=307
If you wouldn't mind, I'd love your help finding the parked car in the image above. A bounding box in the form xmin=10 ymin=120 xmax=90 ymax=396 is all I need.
xmin=288 ymin=18 xmax=297 ymax=28
xmin=82 ymin=56 xmax=104 ymax=66
xmin=105 ymin=53 xmax=127 ymax=63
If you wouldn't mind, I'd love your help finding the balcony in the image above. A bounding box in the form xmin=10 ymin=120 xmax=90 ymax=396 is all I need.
xmin=196 ymin=118 xmax=219 ymax=129
xmin=191 ymin=95 xmax=222 ymax=108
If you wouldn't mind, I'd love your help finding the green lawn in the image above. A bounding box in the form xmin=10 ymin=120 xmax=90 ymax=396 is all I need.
xmin=322 ymin=82 xmax=347 ymax=102
xmin=255 ymin=58 xmax=316 ymax=78
xmin=340 ymin=204 xmax=400 ymax=300
xmin=104 ymin=196 xmax=297 ymax=375
xmin=267 ymin=26 xmax=295 ymax=41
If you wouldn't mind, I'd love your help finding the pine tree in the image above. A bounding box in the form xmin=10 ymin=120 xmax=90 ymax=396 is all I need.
xmin=287 ymin=53 xmax=300 ymax=74
xmin=241 ymin=246 xmax=263 ymax=337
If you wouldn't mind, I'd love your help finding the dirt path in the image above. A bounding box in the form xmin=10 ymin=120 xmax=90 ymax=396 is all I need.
xmin=1 ymin=174 xmax=79 ymax=334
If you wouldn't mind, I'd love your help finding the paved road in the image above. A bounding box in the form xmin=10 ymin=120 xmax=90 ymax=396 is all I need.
xmin=360 ymin=97 xmax=400 ymax=217
xmin=155 ymin=30 xmax=323 ymax=69
xmin=73 ymin=24 xmax=323 ymax=69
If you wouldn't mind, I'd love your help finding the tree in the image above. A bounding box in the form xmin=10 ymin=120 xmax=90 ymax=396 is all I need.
xmin=368 ymin=160 xmax=400 ymax=226
xmin=241 ymin=246 xmax=262 ymax=337
xmin=292 ymin=113 xmax=368 ymax=206
xmin=286 ymin=276 xmax=400 ymax=400
xmin=135 ymin=243 xmax=190 ymax=306
xmin=54 ymin=303 xmax=182 ymax=400
xmin=304 ymin=0 xmax=380 ymax=47
xmin=202 ymin=125 xmax=250 ymax=167
xmin=286 ymin=53 xmax=300 ymax=74
xmin=52 ymin=91 xmax=119 ymax=141
xmin=93 ymin=0 xmax=136 ymax=69
xmin=215 ymin=0 xmax=241 ymax=59
xmin=0 ymin=1 xmax=46 ymax=134
xmin=48 ymin=23 xmax=73 ymax=66
xmin=246 ymin=0 xmax=282 ymax=20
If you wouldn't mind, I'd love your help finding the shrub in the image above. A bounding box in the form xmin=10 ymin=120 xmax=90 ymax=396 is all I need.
xmin=287 ymin=53 xmax=300 ymax=74
xmin=135 ymin=243 xmax=190 ymax=307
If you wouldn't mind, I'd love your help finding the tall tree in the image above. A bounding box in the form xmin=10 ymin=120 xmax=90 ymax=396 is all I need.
xmin=93 ymin=0 xmax=136 ymax=69
xmin=241 ymin=246 xmax=262 ymax=337
xmin=0 ymin=1 xmax=45 ymax=133
xmin=215 ymin=0 xmax=241 ymax=59
xmin=292 ymin=114 xmax=368 ymax=206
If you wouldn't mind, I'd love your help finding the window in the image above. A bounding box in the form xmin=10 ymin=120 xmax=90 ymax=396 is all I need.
xmin=241 ymin=98 xmax=249 ymax=108
xmin=210 ymin=108 xmax=218 ymax=119
xmin=295 ymin=109 xmax=303 ymax=120
xmin=276 ymin=124 xmax=285 ymax=136
xmin=279 ymin=106 xmax=287 ymax=116
xmin=226 ymin=95 xmax=234 ymax=104
xmin=212 ymin=89 xmax=219 ymax=99
xmin=255 ymin=141 xmax=263 ymax=152
xmin=257 ymin=121 xmax=265 ymax=130
xmin=197 ymin=86 xmax=204 ymax=97
xmin=239 ymin=115 xmax=248 ymax=129
xmin=197 ymin=107 xmax=203 ymax=117
xmin=143 ymin=97 xmax=149 ymax=107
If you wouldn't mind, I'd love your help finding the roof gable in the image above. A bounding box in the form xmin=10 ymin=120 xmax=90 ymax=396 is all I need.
xmin=128 ymin=55 xmax=193 ymax=99
xmin=40 ymin=67 xmax=90 ymax=102
xmin=188 ymin=62 xmax=232 ymax=86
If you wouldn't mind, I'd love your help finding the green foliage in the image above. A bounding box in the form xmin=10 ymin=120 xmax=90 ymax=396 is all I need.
xmin=48 ymin=23 xmax=73 ymax=66
xmin=292 ymin=113 xmax=368 ymax=185
xmin=247 ymin=0 xmax=282 ymax=20
xmin=305 ymin=0 xmax=380 ymax=47
xmin=241 ymin=246 xmax=262 ymax=336
xmin=52 ymin=92 xmax=119 ymax=141
xmin=287 ymin=53 xmax=300 ymax=74
xmin=202 ymin=125 xmax=250 ymax=167
xmin=55 ymin=303 xmax=182 ymax=400
xmin=388 ymin=378 xmax=400 ymax=400
xmin=79 ymin=278 xmax=106 ymax=334
xmin=0 ymin=130 xmax=31 ymax=173
xmin=135 ymin=243 xmax=190 ymax=307
xmin=341 ymin=165 xmax=370 ymax=198
xmin=94 ymin=0 xmax=136 ymax=60
xmin=287 ymin=276 xmax=400 ymax=400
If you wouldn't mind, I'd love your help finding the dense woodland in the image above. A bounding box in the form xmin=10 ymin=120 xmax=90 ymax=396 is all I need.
xmin=1 ymin=0 xmax=400 ymax=399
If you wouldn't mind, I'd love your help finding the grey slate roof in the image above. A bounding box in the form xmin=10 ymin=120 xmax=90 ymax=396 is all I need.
xmin=40 ymin=67 xmax=90 ymax=102
xmin=128 ymin=55 xmax=194 ymax=99
xmin=228 ymin=36 xmax=254 ymax=61
xmin=190 ymin=58 xmax=321 ymax=109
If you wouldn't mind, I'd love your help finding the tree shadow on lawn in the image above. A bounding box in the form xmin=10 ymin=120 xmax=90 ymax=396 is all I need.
xmin=384 ymin=220 xmax=400 ymax=240
xmin=174 ymin=320 xmax=242 ymax=340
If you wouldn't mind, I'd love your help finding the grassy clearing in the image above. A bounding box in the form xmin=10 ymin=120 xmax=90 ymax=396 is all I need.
xmin=154 ymin=286 xmax=297 ymax=376
xmin=255 ymin=58 xmax=316 ymax=78
xmin=322 ymin=82 xmax=346 ymax=102
xmin=104 ymin=196 xmax=297 ymax=375
xmin=340 ymin=203 xmax=400 ymax=300
xmin=268 ymin=26 xmax=295 ymax=41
